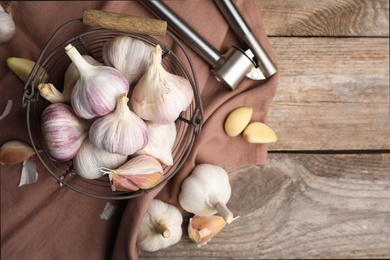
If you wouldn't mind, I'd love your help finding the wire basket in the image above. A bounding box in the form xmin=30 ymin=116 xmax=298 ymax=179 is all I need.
xmin=23 ymin=18 xmax=203 ymax=200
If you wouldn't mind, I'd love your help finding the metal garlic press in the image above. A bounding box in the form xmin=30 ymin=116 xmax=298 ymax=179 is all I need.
xmin=141 ymin=0 xmax=277 ymax=90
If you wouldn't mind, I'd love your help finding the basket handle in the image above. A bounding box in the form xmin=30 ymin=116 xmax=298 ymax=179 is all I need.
xmin=82 ymin=9 xmax=167 ymax=37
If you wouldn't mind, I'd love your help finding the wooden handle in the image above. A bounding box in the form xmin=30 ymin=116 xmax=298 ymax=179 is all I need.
xmin=82 ymin=9 xmax=167 ymax=37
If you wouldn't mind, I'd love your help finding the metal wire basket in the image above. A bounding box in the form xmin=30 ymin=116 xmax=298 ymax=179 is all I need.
xmin=23 ymin=18 xmax=203 ymax=200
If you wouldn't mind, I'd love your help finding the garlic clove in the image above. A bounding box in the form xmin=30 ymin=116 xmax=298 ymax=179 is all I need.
xmin=41 ymin=103 xmax=90 ymax=162
xmin=102 ymin=35 xmax=154 ymax=85
xmin=137 ymin=199 xmax=183 ymax=252
xmin=38 ymin=83 xmax=69 ymax=103
xmin=103 ymin=155 xmax=163 ymax=191
xmin=188 ymin=215 xmax=227 ymax=247
xmin=7 ymin=57 xmax=49 ymax=83
xmin=0 ymin=5 xmax=15 ymax=43
xmin=74 ymin=138 xmax=128 ymax=180
xmin=130 ymin=44 xmax=194 ymax=124
xmin=65 ymin=44 xmax=129 ymax=119
xmin=224 ymin=106 xmax=253 ymax=137
xmin=243 ymin=122 xmax=278 ymax=143
xmin=89 ymin=93 xmax=148 ymax=156
xmin=0 ymin=140 xmax=35 ymax=165
xmin=134 ymin=121 xmax=176 ymax=166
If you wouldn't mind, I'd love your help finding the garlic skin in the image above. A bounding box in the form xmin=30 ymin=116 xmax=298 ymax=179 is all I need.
xmin=0 ymin=140 xmax=35 ymax=165
xmin=65 ymin=44 xmax=129 ymax=119
xmin=0 ymin=5 xmax=15 ymax=43
xmin=103 ymin=36 xmax=153 ymax=85
xmin=89 ymin=93 xmax=148 ymax=156
xmin=130 ymin=44 xmax=194 ymax=124
xmin=101 ymin=155 xmax=163 ymax=192
xmin=134 ymin=121 xmax=176 ymax=166
xmin=73 ymin=138 xmax=127 ymax=180
xmin=137 ymin=199 xmax=183 ymax=252
xmin=41 ymin=103 xmax=90 ymax=162
xmin=179 ymin=164 xmax=237 ymax=224
xmin=188 ymin=215 xmax=227 ymax=247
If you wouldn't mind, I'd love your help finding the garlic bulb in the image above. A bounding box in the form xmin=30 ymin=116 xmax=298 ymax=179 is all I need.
xmin=65 ymin=44 xmax=129 ymax=119
xmin=130 ymin=44 xmax=194 ymax=124
xmin=100 ymin=155 xmax=163 ymax=191
xmin=73 ymin=138 xmax=127 ymax=180
xmin=89 ymin=93 xmax=148 ymax=156
xmin=102 ymin=36 xmax=153 ymax=85
xmin=41 ymin=103 xmax=90 ymax=162
xmin=179 ymin=164 xmax=238 ymax=224
xmin=0 ymin=5 xmax=15 ymax=43
xmin=134 ymin=121 xmax=176 ymax=166
xmin=0 ymin=140 xmax=35 ymax=165
xmin=137 ymin=199 xmax=183 ymax=252
xmin=188 ymin=215 xmax=227 ymax=247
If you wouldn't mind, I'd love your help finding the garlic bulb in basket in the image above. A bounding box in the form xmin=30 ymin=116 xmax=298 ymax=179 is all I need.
xmin=134 ymin=121 xmax=176 ymax=166
xmin=130 ymin=44 xmax=194 ymax=124
xmin=64 ymin=44 xmax=129 ymax=119
xmin=89 ymin=93 xmax=148 ymax=156
xmin=102 ymin=35 xmax=153 ymax=85
xmin=41 ymin=103 xmax=90 ymax=162
xmin=73 ymin=138 xmax=127 ymax=180
xmin=100 ymin=154 xmax=163 ymax=192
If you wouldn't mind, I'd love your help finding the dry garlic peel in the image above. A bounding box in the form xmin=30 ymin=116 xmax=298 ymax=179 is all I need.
xmin=101 ymin=155 xmax=163 ymax=191
xmin=102 ymin=35 xmax=154 ymax=85
xmin=73 ymin=138 xmax=127 ymax=180
xmin=131 ymin=44 xmax=194 ymax=124
xmin=179 ymin=164 xmax=237 ymax=224
xmin=188 ymin=215 xmax=227 ymax=247
xmin=65 ymin=44 xmax=129 ymax=119
xmin=137 ymin=199 xmax=183 ymax=252
xmin=0 ymin=5 xmax=15 ymax=43
xmin=7 ymin=57 xmax=49 ymax=83
xmin=89 ymin=93 xmax=148 ymax=156
xmin=243 ymin=122 xmax=278 ymax=143
xmin=134 ymin=121 xmax=176 ymax=166
xmin=41 ymin=103 xmax=90 ymax=162
xmin=0 ymin=140 xmax=35 ymax=165
xmin=224 ymin=106 xmax=253 ymax=137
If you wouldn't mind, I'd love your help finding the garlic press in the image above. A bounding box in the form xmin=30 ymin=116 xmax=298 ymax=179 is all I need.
xmin=141 ymin=0 xmax=277 ymax=90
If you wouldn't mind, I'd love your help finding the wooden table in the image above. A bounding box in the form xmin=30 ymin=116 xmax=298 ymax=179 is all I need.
xmin=140 ymin=0 xmax=390 ymax=258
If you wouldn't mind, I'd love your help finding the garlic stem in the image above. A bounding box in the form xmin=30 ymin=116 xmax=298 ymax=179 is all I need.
xmin=216 ymin=202 xmax=236 ymax=224
xmin=154 ymin=221 xmax=171 ymax=238
xmin=65 ymin=44 xmax=93 ymax=71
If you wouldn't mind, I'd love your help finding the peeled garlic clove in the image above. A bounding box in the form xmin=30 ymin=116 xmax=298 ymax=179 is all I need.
xmin=74 ymin=138 xmax=128 ymax=180
xmin=41 ymin=103 xmax=90 ymax=162
xmin=188 ymin=215 xmax=227 ymax=246
xmin=89 ymin=93 xmax=148 ymax=156
xmin=102 ymin=36 xmax=154 ymax=85
xmin=65 ymin=44 xmax=129 ymax=119
xmin=243 ymin=122 xmax=278 ymax=143
xmin=131 ymin=44 xmax=194 ymax=124
xmin=224 ymin=106 xmax=253 ymax=137
xmin=134 ymin=121 xmax=176 ymax=166
xmin=137 ymin=199 xmax=183 ymax=252
xmin=7 ymin=57 xmax=49 ymax=83
xmin=0 ymin=5 xmax=15 ymax=43
xmin=103 ymin=155 xmax=163 ymax=191
xmin=0 ymin=140 xmax=35 ymax=165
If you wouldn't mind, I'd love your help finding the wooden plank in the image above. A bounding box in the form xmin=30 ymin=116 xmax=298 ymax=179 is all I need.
xmin=265 ymin=37 xmax=390 ymax=151
xmin=256 ymin=0 xmax=389 ymax=37
xmin=139 ymin=153 xmax=390 ymax=259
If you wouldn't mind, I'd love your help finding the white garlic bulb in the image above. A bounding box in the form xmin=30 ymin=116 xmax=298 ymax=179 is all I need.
xmin=64 ymin=44 xmax=129 ymax=119
xmin=134 ymin=121 xmax=176 ymax=166
xmin=130 ymin=44 xmax=194 ymax=124
xmin=137 ymin=199 xmax=183 ymax=252
xmin=89 ymin=93 xmax=148 ymax=156
xmin=179 ymin=164 xmax=238 ymax=224
xmin=0 ymin=5 xmax=15 ymax=43
xmin=41 ymin=103 xmax=90 ymax=162
xmin=102 ymin=35 xmax=154 ymax=85
xmin=73 ymin=138 xmax=127 ymax=180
